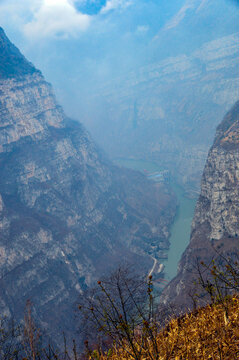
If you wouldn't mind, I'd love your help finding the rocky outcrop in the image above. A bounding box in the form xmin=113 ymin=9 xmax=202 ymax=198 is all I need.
xmin=0 ymin=28 xmax=176 ymax=343
xmin=161 ymin=100 xmax=239 ymax=309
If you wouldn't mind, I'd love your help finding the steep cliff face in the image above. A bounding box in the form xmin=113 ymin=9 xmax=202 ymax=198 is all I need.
xmin=0 ymin=28 xmax=176 ymax=342
xmin=76 ymin=1 xmax=239 ymax=196
xmin=161 ymin=100 xmax=239 ymax=309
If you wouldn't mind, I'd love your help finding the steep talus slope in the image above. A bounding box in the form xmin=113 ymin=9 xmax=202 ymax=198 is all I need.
xmin=0 ymin=28 xmax=176 ymax=342
xmin=161 ymin=100 xmax=239 ymax=309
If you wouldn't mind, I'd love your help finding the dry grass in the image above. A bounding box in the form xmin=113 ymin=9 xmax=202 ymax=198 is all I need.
xmin=89 ymin=295 xmax=239 ymax=360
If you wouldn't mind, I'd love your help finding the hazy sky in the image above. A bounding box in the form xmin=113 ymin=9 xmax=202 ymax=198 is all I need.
xmin=0 ymin=0 xmax=175 ymax=41
xmin=0 ymin=0 xmax=184 ymax=71
xmin=0 ymin=0 xmax=186 ymax=112
xmin=1 ymin=0 xmax=133 ymax=38
xmin=1 ymin=0 xmax=239 ymax=127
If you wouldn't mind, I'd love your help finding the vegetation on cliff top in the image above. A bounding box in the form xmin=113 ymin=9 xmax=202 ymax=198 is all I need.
xmin=0 ymin=28 xmax=38 ymax=79
xmin=82 ymin=256 xmax=239 ymax=360
xmin=0 ymin=258 xmax=239 ymax=359
xmin=87 ymin=295 xmax=239 ymax=360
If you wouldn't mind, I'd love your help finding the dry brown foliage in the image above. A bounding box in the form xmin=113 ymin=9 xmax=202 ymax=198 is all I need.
xmin=88 ymin=295 xmax=239 ymax=360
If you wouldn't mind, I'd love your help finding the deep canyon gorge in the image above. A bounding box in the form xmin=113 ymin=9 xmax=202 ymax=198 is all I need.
xmin=0 ymin=0 xmax=239 ymax=353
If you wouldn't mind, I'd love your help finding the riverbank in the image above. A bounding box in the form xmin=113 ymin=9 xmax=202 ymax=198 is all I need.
xmin=163 ymin=182 xmax=197 ymax=280
xmin=113 ymin=158 xmax=197 ymax=281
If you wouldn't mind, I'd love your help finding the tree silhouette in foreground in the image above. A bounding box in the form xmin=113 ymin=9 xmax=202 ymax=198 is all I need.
xmin=78 ymin=266 xmax=162 ymax=360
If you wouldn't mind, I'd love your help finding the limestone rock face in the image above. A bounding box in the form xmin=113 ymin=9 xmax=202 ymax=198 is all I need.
xmin=0 ymin=28 xmax=176 ymax=343
xmin=0 ymin=74 xmax=64 ymax=148
xmin=161 ymin=100 xmax=239 ymax=309
xmin=81 ymin=15 xmax=239 ymax=196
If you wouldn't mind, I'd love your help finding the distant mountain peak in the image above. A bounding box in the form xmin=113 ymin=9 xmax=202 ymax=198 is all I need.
xmin=0 ymin=28 xmax=39 ymax=79
xmin=162 ymin=0 xmax=209 ymax=31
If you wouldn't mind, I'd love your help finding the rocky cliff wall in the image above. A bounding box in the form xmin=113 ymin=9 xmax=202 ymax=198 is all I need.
xmin=0 ymin=28 xmax=176 ymax=344
xmin=81 ymin=32 xmax=239 ymax=196
xmin=161 ymin=100 xmax=239 ymax=309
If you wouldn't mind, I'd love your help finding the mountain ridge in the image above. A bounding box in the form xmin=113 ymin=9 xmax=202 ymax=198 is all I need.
xmin=75 ymin=1 xmax=239 ymax=196
xmin=0 ymin=29 xmax=176 ymax=345
xmin=0 ymin=27 xmax=38 ymax=78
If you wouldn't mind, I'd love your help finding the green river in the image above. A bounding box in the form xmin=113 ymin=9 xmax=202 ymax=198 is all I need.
xmin=114 ymin=158 xmax=197 ymax=281
xmin=163 ymin=182 xmax=197 ymax=280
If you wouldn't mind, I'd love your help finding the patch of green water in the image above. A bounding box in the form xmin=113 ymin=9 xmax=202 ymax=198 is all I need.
xmin=113 ymin=158 xmax=197 ymax=281
xmin=164 ymin=183 xmax=197 ymax=281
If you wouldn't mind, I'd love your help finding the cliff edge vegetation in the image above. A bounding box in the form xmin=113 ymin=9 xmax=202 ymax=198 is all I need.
xmin=0 ymin=27 xmax=38 ymax=78
xmin=87 ymin=295 xmax=239 ymax=360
